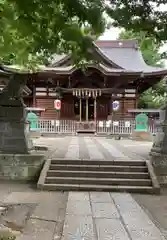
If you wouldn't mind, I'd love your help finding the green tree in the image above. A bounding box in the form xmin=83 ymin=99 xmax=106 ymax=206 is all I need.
xmin=119 ymin=30 xmax=166 ymax=108
xmin=1 ymin=0 xmax=167 ymax=67
xmin=0 ymin=0 xmax=106 ymax=67
xmin=106 ymin=1 xmax=167 ymax=43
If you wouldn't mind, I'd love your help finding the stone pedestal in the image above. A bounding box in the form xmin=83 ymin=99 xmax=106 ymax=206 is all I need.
xmin=131 ymin=130 xmax=152 ymax=141
xmin=29 ymin=130 xmax=41 ymax=138
xmin=0 ymin=153 xmax=45 ymax=181
xmin=149 ymin=152 xmax=167 ymax=186
xmin=150 ymin=112 xmax=167 ymax=186
xmin=0 ymin=105 xmax=32 ymax=154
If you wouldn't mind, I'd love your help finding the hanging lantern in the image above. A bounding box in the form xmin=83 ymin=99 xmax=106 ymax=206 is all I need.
xmin=54 ymin=99 xmax=61 ymax=111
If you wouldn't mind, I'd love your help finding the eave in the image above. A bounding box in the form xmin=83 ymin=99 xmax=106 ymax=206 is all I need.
xmin=37 ymin=63 xmax=142 ymax=76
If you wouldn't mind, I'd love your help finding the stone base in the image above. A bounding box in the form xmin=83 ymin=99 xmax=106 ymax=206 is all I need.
xmin=149 ymin=152 xmax=167 ymax=186
xmin=130 ymin=130 xmax=152 ymax=141
xmin=0 ymin=153 xmax=45 ymax=181
xmin=29 ymin=130 xmax=41 ymax=138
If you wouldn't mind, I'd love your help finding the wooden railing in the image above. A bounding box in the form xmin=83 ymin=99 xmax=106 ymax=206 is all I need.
xmin=37 ymin=120 xmax=157 ymax=135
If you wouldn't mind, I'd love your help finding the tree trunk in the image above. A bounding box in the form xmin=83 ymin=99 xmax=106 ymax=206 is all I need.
xmin=0 ymin=73 xmax=32 ymax=154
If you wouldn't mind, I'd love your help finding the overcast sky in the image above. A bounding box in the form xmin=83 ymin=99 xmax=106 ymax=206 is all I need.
xmin=100 ymin=3 xmax=167 ymax=53
xmin=100 ymin=27 xmax=167 ymax=54
xmin=100 ymin=27 xmax=120 ymax=41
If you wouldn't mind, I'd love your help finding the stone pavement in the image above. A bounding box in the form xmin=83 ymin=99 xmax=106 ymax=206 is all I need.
xmin=0 ymin=136 xmax=164 ymax=239
xmin=63 ymin=191 xmax=166 ymax=240
xmin=33 ymin=136 xmax=151 ymax=161
xmin=0 ymin=185 xmax=167 ymax=240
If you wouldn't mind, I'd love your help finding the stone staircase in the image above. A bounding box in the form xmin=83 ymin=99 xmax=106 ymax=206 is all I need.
xmin=37 ymin=158 xmax=160 ymax=194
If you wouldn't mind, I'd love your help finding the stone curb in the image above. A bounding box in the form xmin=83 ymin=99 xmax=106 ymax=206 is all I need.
xmin=37 ymin=159 xmax=51 ymax=189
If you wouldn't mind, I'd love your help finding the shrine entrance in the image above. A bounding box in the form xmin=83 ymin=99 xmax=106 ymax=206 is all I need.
xmin=73 ymin=88 xmax=101 ymax=122
xmin=74 ymin=97 xmax=95 ymax=121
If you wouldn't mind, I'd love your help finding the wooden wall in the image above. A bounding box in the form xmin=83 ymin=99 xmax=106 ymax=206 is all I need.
xmin=32 ymin=95 xmax=137 ymax=120
xmin=61 ymin=95 xmax=75 ymax=119
xmin=36 ymin=98 xmax=58 ymax=119
xmin=97 ymin=97 xmax=109 ymax=120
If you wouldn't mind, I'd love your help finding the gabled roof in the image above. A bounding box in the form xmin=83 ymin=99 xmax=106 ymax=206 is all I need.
xmin=97 ymin=40 xmax=165 ymax=74
xmin=49 ymin=39 xmax=167 ymax=76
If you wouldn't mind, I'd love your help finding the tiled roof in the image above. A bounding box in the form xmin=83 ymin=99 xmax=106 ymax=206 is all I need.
xmin=98 ymin=43 xmax=166 ymax=73
xmin=49 ymin=39 xmax=167 ymax=75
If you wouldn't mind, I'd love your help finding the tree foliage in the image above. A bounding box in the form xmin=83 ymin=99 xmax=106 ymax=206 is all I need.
xmin=1 ymin=0 xmax=167 ymax=67
xmin=106 ymin=1 xmax=167 ymax=43
xmin=0 ymin=0 xmax=106 ymax=66
xmin=119 ymin=30 xmax=166 ymax=109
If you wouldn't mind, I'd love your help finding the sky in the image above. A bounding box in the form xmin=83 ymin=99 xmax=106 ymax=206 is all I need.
xmin=100 ymin=27 xmax=167 ymax=52
xmin=100 ymin=27 xmax=120 ymax=41
xmin=100 ymin=3 xmax=167 ymax=54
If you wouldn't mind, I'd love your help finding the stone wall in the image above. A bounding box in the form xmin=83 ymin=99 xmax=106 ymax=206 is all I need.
xmin=0 ymin=153 xmax=45 ymax=181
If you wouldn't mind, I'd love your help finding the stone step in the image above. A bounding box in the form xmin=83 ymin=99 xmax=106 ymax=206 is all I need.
xmin=39 ymin=183 xmax=159 ymax=194
xmin=47 ymin=170 xmax=150 ymax=179
xmin=45 ymin=176 xmax=152 ymax=186
xmin=49 ymin=164 xmax=148 ymax=172
xmin=50 ymin=159 xmax=146 ymax=166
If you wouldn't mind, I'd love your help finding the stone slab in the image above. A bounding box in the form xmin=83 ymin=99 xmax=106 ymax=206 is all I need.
xmin=111 ymin=193 xmax=166 ymax=240
xmin=65 ymin=137 xmax=79 ymax=159
xmin=93 ymin=138 xmax=115 ymax=160
xmin=92 ymin=202 xmax=120 ymax=219
xmin=84 ymin=137 xmax=104 ymax=159
xmin=133 ymin=192 xmax=167 ymax=234
xmin=66 ymin=200 xmax=92 ymax=216
xmin=17 ymin=219 xmax=56 ymax=240
xmin=1 ymin=204 xmax=36 ymax=231
xmin=90 ymin=192 xmax=112 ymax=203
xmin=68 ymin=192 xmax=89 ymax=201
xmin=95 ymin=218 xmax=130 ymax=240
xmin=3 ymin=192 xmax=41 ymax=204
xmin=62 ymin=215 xmax=96 ymax=240
xmin=78 ymin=136 xmax=90 ymax=159
xmin=96 ymin=138 xmax=128 ymax=159
xmin=54 ymin=207 xmax=66 ymax=240
xmin=31 ymin=192 xmax=68 ymax=222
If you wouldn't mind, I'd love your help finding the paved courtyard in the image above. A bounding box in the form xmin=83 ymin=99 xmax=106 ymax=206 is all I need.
xmin=34 ymin=136 xmax=153 ymax=161
xmin=1 ymin=136 xmax=167 ymax=240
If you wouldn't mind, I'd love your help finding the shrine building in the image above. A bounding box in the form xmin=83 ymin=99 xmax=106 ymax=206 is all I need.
xmin=1 ymin=40 xmax=167 ymax=122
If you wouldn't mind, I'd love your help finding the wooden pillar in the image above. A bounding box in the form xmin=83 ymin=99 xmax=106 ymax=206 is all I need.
xmin=94 ymin=97 xmax=97 ymax=122
xmin=122 ymin=94 xmax=125 ymax=118
xmin=110 ymin=95 xmax=113 ymax=115
xmin=32 ymin=84 xmax=36 ymax=107
xmin=135 ymin=86 xmax=139 ymax=108
xmin=79 ymin=98 xmax=82 ymax=122
xmin=86 ymin=98 xmax=89 ymax=121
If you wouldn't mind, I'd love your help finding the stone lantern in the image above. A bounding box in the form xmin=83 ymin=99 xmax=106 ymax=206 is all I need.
xmin=150 ymin=78 xmax=167 ymax=186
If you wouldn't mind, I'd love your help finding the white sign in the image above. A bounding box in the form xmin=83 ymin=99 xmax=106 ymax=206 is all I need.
xmin=112 ymin=100 xmax=120 ymax=111
xmin=54 ymin=99 xmax=61 ymax=110
xmin=125 ymin=121 xmax=130 ymax=127
xmin=51 ymin=120 xmax=54 ymax=126
xmin=106 ymin=120 xmax=111 ymax=127
xmin=99 ymin=121 xmax=103 ymax=127
xmin=113 ymin=121 xmax=119 ymax=126
xmin=55 ymin=120 xmax=60 ymax=126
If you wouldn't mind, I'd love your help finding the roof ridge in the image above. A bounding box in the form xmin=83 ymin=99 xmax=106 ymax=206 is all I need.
xmin=96 ymin=39 xmax=138 ymax=49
